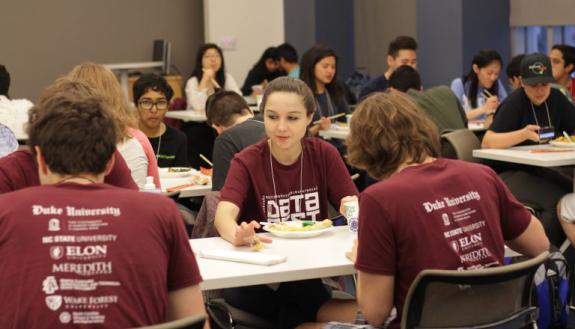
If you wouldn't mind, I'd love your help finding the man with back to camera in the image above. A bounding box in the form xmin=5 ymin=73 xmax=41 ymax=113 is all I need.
xmin=506 ymin=54 xmax=526 ymax=91
xmin=134 ymin=73 xmax=189 ymax=167
xmin=550 ymin=44 xmax=575 ymax=103
xmin=358 ymin=36 xmax=418 ymax=100
xmin=278 ymin=43 xmax=300 ymax=78
xmin=0 ymin=86 xmax=207 ymax=328
xmin=482 ymin=53 xmax=575 ymax=247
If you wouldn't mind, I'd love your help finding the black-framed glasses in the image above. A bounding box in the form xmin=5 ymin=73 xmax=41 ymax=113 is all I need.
xmin=138 ymin=99 xmax=169 ymax=111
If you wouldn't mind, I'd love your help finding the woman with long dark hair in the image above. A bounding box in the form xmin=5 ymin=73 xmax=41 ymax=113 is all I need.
xmin=241 ymin=47 xmax=282 ymax=96
xmin=300 ymin=45 xmax=350 ymax=135
xmin=185 ymin=43 xmax=241 ymax=111
xmin=451 ymin=49 xmax=507 ymax=123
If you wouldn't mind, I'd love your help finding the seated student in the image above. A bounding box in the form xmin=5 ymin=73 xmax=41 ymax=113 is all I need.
xmin=451 ymin=50 xmax=507 ymax=124
xmin=358 ymin=36 xmax=418 ymax=100
xmin=68 ymin=63 xmax=160 ymax=189
xmin=507 ymin=54 xmax=525 ymax=91
xmin=482 ymin=53 xmax=575 ymax=246
xmin=388 ymin=65 xmax=467 ymax=133
xmin=278 ymin=43 xmax=300 ymax=78
xmin=205 ymin=91 xmax=265 ymax=191
xmin=300 ymin=45 xmax=350 ymax=136
xmin=550 ymin=44 xmax=575 ymax=103
xmin=241 ymin=47 xmax=283 ymax=96
xmin=134 ymin=74 xmax=189 ymax=167
xmin=0 ymin=84 xmax=206 ymax=328
xmin=185 ymin=43 xmax=241 ymax=111
xmin=0 ymin=123 xmax=17 ymax=158
xmin=342 ymin=91 xmax=549 ymax=328
xmin=0 ymin=64 xmax=34 ymax=139
xmin=214 ymin=77 xmax=359 ymax=329
xmin=0 ymin=78 xmax=137 ymax=193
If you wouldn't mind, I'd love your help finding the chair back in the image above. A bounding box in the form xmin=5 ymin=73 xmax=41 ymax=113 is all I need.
xmin=135 ymin=314 xmax=206 ymax=329
xmin=401 ymin=251 xmax=549 ymax=329
xmin=441 ymin=129 xmax=481 ymax=162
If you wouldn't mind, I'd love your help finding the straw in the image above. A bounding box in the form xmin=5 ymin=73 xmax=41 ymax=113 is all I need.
xmin=313 ymin=112 xmax=346 ymax=125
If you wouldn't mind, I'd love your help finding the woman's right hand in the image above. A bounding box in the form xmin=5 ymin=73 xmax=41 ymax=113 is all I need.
xmin=483 ymin=96 xmax=499 ymax=115
xmin=522 ymin=124 xmax=540 ymax=143
xmin=232 ymin=220 xmax=272 ymax=247
xmin=318 ymin=117 xmax=331 ymax=131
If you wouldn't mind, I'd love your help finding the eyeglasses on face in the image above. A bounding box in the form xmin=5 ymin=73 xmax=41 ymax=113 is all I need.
xmin=138 ymin=99 xmax=169 ymax=111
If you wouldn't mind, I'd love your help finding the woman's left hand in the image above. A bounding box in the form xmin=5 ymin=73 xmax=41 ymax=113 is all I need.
xmin=339 ymin=195 xmax=359 ymax=215
xmin=346 ymin=238 xmax=358 ymax=263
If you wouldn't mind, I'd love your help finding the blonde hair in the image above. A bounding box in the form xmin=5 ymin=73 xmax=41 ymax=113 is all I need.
xmin=67 ymin=62 xmax=136 ymax=141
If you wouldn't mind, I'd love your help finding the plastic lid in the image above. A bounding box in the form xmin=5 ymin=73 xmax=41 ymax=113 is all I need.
xmin=143 ymin=176 xmax=156 ymax=190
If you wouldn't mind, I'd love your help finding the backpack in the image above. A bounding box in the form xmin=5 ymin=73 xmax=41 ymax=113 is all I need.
xmin=506 ymin=248 xmax=570 ymax=329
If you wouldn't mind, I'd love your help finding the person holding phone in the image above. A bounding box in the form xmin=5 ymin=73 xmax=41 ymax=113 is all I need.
xmin=482 ymin=53 xmax=575 ymax=247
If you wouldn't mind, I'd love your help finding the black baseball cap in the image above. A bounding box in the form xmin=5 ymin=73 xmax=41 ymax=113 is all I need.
xmin=520 ymin=53 xmax=554 ymax=86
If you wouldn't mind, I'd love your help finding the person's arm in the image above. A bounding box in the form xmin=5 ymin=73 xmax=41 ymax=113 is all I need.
xmin=464 ymin=98 xmax=498 ymax=121
xmin=225 ymin=74 xmax=242 ymax=95
xmin=506 ymin=215 xmax=549 ymax=257
xmin=211 ymin=136 xmax=236 ymax=191
xmin=357 ymin=271 xmax=394 ymax=326
xmin=187 ymin=77 xmax=210 ymax=111
xmin=481 ymin=125 xmax=540 ymax=149
xmin=166 ymin=285 xmax=209 ymax=328
xmin=214 ymin=200 xmax=271 ymax=246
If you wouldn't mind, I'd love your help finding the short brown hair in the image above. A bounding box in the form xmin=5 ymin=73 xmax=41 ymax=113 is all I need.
xmin=28 ymin=88 xmax=117 ymax=175
xmin=261 ymin=77 xmax=316 ymax=116
xmin=206 ymin=91 xmax=251 ymax=127
xmin=346 ymin=90 xmax=440 ymax=179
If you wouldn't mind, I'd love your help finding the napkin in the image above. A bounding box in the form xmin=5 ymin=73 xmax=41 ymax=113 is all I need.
xmin=199 ymin=249 xmax=287 ymax=266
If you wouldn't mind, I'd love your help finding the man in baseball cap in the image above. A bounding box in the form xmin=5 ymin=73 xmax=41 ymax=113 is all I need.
xmin=481 ymin=53 xmax=575 ymax=247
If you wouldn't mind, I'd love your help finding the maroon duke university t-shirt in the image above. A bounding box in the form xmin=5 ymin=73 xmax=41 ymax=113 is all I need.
xmin=221 ymin=138 xmax=359 ymax=223
xmin=0 ymin=183 xmax=201 ymax=328
xmin=355 ymin=159 xmax=531 ymax=328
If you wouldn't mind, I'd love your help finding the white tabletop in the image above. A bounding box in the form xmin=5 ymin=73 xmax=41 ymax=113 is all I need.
xmin=190 ymin=226 xmax=356 ymax=291
xmin=165 ymin=110 xmax=207 ymax=122
xmin=318 ymin=127 xmax=349 ymax=140
xmin=160 ymin=176 xmax=212 ymax=198
xmin=473 ymin=144 xmax=575 ymax=167
xmin=103 ymin=61 xmax=163 ymax=70
xmin=467 ymin=122 xmax=486 ymax=132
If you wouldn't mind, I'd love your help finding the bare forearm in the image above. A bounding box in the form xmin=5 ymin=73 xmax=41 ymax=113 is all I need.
xmin=214 ymin=202 xmax=240 ymax=244
xmin=466 ymin=107 xmax=488 ymax=120
xmin=482 ymin=130 xmax=526 ymax=149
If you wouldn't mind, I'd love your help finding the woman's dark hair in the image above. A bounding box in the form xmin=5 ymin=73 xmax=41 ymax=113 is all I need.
xmin=191 ymin=43 xmax=226 ymax=88
xmin=300 ymin=45 xmax=345 ymax=105
xmin=463 ymin=49 xmax=502 ymax=108
xmin=388 ymin=65 xmax=422 ymax=92
xmin=205 ymin=90 xmax=251 ymax=127
xmin=252 ymin=47 xmax=280 ymax=72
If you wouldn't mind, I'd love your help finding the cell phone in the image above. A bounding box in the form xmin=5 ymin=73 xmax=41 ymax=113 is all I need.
xmin=539 ymin=126 xmax=555 ymax=140
xmin=331 ymin=215 xmax=347 ymax=226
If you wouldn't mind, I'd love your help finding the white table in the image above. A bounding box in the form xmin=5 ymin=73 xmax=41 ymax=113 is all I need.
xmin=318 ymin=128 xmax=349 ymax=140
xmin=103 ymin=61 xmax=164 ymax=100
xmin=165 ymin=110 xmax=207 ymax=122
xmin=468 ymin=122 xmax=486 ymax=132
xmin=473 ymin=144 xmax=575 ymax=167
xmin=190 ymin=226 xmax=356 ymax=291
xmin=160 ymin=176 xmax=212 ymax=198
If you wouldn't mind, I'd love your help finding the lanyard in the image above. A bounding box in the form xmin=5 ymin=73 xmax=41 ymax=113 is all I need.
xmin=317 ymin=90 xmax=335 ymax=118
xmin=530 ymin=101 xmax=552 ymax=127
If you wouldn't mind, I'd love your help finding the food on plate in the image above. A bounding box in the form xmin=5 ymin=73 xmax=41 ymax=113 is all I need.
xmin=552 ymin=135 xmax=575 ymax=143
xmin=250 ymin=239 xmax=264 ymax=251
xmin=191 ymin=174 xmax=210 ymax=186
xmin=267 ymin=219 xmax=332 ymax=232
xmin=167 ymin=167 xmax=193 ymax=173
xmin=200 ymin=166 xmax=213 ymax=176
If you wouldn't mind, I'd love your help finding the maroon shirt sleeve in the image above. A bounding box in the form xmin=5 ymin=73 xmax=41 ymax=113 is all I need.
xmin=323 ymin=142 xmax=359 ymax=204
xmin=0 ymin=150 xmax=40 ymax=193
xmin=492 ymin=171 xmax=532 ymax=240
xmin=165 ymin=200 xmax=203 ymax=291
xmin=220 ymin=157 xmax=252 ymax=213
xmin=105 ymin=150 xmax=138 ymax=190
xmin=355 ymin=192 xmax=396 ymax=275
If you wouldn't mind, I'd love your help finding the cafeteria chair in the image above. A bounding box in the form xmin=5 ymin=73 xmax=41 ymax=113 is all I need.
xmin=440 ymin=129 xmax=481 ymax=163
xmin=135 ymin=314 xmax=207 ymax=329
xmin=206 ymin=298 xmax=274 ymax=329
xmin=401 ymin=251 xmax=549 ymax=329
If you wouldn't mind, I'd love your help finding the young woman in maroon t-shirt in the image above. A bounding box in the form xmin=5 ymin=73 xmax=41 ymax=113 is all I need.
xmin=214 ymin=77 xmax=358 ymax=328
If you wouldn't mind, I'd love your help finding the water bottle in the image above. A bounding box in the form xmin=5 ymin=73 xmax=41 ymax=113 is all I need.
xmin=343 ymin=200 xmax=359 ymax=233
xmin=141 ymin=176 xmax=162 ymax=193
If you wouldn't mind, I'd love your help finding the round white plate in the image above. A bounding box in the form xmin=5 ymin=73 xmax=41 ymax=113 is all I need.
xmin=262 ymin=224 xmax=333 ymax=238
xmin=549 ymin=140 xmax=575 ymax=148
xmin=158 ymin=167 xmax=195 ymax=178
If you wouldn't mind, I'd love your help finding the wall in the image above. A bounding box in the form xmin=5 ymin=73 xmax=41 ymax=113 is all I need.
xmin=510 ymin=0 xmax=575 ymax=26
xmin=354 ymin=0 xmax=417 ymax=77
xmin=284 ymin=0 xmax=316 ymax=58
xmin=0 ymin=0 xmax=204 ymax=100
xmin=204 ymin=0 xmax=285 ymax=89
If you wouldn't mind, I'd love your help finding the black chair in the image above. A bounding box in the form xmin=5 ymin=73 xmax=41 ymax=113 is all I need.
xmin=401 ymin=251 xmax=549 ymax=329
xmin=135 ymin=314 xmax=207 ymax=329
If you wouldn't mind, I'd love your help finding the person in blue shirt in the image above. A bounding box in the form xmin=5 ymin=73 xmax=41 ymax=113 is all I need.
xmin=0 ymin=123 xmax=17 ymax=158
xmin=451 ymin=49 xmax=507 ymax=124
xmin=278 ymin=43 xmax=300 ymax=79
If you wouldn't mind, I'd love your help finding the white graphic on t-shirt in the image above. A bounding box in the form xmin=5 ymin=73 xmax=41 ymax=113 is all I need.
xmin=457 ymin=232 xmax=483 ymax=251
xmin=67 ymin=220 xmax=109 ymax=231
xmin=33 ymin=205 xmax=63 ymax=216
xmin=65 ymin=206 xmax=121 ymax=217
xmin=459 ymin=247 xmax=491 ymax=263
xmin=451 ymin=208 xmax=477 ymax=223
xmin=48 ymin=218 xmax=61 ymax=232
xmin=59 ymin=279 xmax=120 ymax=292
xmin=42 ymin=234 xmax=117 ymax=244
xmin=66 ymin=245 xmax=107 ymax=260
xmin=71 ymin=311 xmax=106 ymax=324
xmin=43 ymin=276 xmax=59 ymax=294
xmin=451 ymin=240 xmax=459 ymax=252
xmin=444 ymin=220 xmax=486 ymax=238
xmin=59 ymin=312 xmax=71 ymax=324
xmin=422 ymin=191 xmax=480 ymax=214
xmin=46 ymin=295 xmax=63 ymax=311
xmin=52 ymin=262 xmax=112 ymax=276
xmin=50 ymin=246 xmax=64 ymax=260
xmin=265 ymin=187 xmax=320 ymax=221
xmin=442 ymin=213 xmax=450 ymax=226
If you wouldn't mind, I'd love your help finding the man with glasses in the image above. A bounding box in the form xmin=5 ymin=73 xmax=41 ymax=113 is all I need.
xmin=134 ymin=74 xmax=189 ymax=167
xmin=550 ymin=44 xmax=575 ymax=103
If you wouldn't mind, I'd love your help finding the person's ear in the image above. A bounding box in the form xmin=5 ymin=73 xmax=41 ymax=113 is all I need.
xmin=35 ymin=146 xmax=49 ymax=176
xmin=472 ymin=64 xmax=480 ymax=74
xmin=519 ymin=76 xmax=525 ymax=88
xmin=212 ymin=124 xmax=224 ymax=135
xmin=386 ymin=55 xmax=395 ymax=68
xmin=104 ymin=155 xmax=115 ymax=176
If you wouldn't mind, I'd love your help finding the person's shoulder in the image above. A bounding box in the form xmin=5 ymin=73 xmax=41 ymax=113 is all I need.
xmin=233 ymin=139 xmax=267 ymax=162
xmin=0 ymin=149 xmax=34 ymax=168
xmin=165 ymin=125 xmax=187 ymax=139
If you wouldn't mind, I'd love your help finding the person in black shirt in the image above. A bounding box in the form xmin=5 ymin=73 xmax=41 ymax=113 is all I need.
xmin=482 ymin=53 xmax=575 ymax=246
xmin=134 ymin=74 xmax=189 ymax=167
xmin=241 ymin=47 xmax=283 ymax=96
xmin=206 ymin=91 xmax=265 ymax=190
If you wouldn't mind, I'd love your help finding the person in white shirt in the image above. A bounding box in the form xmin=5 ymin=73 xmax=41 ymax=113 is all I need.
xmin=185 ymin=43 xmax=241 ymax=111
xmin=0 ymin=64 xmax=34 ymax=140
